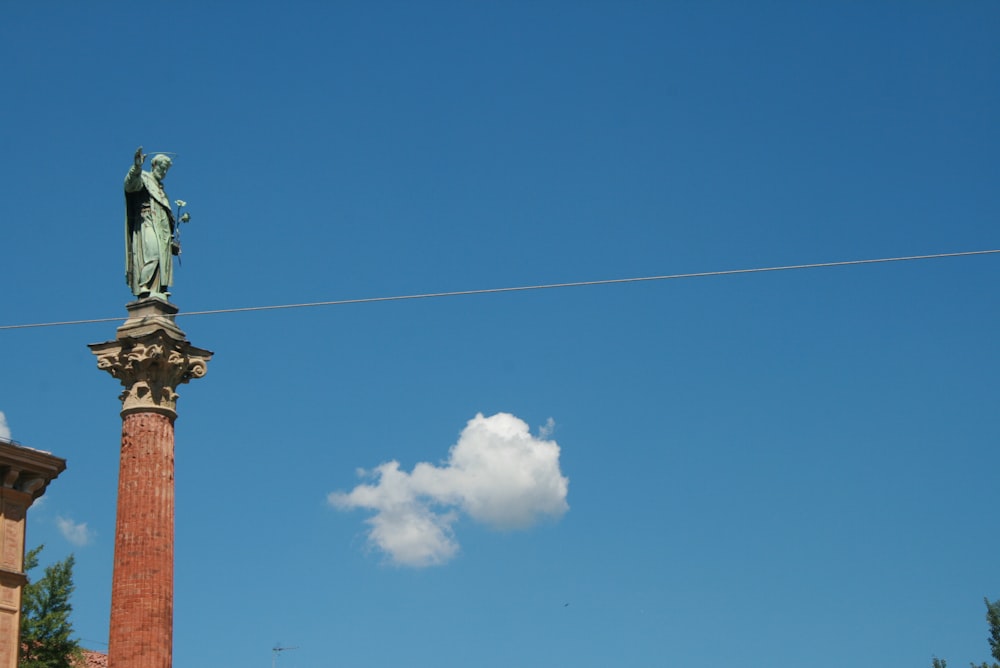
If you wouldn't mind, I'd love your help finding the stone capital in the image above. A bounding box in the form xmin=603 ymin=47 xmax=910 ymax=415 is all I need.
xmin=89 ymin=299 xmax=212 ymax=419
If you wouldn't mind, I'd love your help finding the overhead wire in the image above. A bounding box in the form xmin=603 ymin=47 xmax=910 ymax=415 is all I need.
xmin=1 ymin=249 xmax=997 ymax=331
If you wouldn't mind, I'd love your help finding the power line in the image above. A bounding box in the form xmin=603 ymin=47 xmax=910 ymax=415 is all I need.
xmin=1 ymin=249 xmax=997 ymax=331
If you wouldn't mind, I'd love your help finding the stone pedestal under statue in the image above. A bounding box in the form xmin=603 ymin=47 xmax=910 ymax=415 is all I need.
xmin=0 ymin=441 xmax=65 ymax=668
xmin=90 ymin=298 xmax=211 ymax=668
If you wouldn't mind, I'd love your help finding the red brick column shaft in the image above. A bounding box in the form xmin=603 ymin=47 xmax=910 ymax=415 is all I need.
xmin=108 ymin=412 xmax=175 ymax=668
xmin=90 ymin=300 xmax=212 ymax=668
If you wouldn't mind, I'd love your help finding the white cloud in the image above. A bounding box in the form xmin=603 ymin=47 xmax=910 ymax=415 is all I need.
xmin=329 ymin=412 xmax=569 ymax=568
xmin=56 ymin=517 xmax=94 ymax=547
xmin=0 ymin=411 xmax=10 ymax=441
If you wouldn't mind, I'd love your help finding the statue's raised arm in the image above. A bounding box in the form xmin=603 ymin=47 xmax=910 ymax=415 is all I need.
xmin=124 ymin=147 xmax=175 ymax=301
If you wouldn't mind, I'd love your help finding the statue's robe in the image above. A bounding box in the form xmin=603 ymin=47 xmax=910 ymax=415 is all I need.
xmin=124 ymin=166 xmax=175 ymax=298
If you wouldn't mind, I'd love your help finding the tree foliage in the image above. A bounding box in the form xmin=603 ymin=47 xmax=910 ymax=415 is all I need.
xmin=933 ymin=598 xmax=1000 ymax=668
xmin=19 ymin=545 xmax=82 ymax=668
xmin=968 ymin=597 xmax=1000 ymax=668
xmin=986 ymin=598 xmax=1000 ymax=664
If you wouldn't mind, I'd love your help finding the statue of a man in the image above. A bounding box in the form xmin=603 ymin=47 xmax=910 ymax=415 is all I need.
xmin=124 ymin=147 xmax=177 ymax=300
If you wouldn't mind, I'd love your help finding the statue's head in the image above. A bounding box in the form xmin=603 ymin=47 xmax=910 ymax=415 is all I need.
xmin=151 ymin=154 xmax=172 ymax=181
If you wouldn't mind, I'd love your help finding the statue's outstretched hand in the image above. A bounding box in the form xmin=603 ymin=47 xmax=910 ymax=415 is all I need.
xmin=134 ymin=147 xmax=145 ymax=168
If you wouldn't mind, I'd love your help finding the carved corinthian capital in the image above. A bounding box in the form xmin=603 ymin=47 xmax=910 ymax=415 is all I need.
xmin=90 ymin=330 xmax=212 ymax=418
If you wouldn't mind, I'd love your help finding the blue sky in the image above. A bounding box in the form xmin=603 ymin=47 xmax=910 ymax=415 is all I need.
xmin=2 ymin=2 xmax=999 ymax=666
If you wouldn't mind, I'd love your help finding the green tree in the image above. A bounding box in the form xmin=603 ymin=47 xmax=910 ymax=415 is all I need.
xmin=987 ymin=599 xmax=1000 ymax=662
xmin=19 ymin=545 xmax=82 ymax=668
xmin=970 ymin=597 xmax=1000 ymax=668
xmin=932 ymin=598 xmax=1000 ymax=668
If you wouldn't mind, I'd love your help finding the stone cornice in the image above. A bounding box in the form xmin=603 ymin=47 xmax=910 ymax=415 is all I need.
xmin=0 ymin=441 xmax=65 ymax=502
xmin=0 ymin=568 xmax=28 ymax=592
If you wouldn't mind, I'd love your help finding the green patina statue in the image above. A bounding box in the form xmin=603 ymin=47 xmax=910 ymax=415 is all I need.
xmin=124 ymin=147 xmax=189 ymax=300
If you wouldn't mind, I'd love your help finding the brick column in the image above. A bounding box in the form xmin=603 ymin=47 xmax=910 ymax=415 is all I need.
xmin=0 ymin=442 xmax=65 ymax=668
xmin=90 ymin=299 xmax=211 ymax=668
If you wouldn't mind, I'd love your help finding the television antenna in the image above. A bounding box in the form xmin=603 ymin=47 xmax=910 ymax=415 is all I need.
xmin=272 ymin=643 xmax=299 ymax=668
